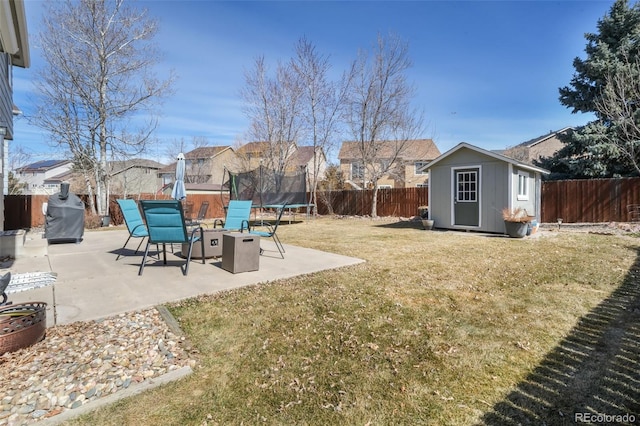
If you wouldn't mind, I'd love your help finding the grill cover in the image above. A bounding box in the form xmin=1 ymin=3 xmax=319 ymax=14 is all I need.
xmin=44 ymin=183 xmax=85 ymax=243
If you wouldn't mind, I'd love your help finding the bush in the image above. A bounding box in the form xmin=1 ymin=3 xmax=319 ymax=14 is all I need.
xmin=84 ymin=214 xmax=102 ymax=229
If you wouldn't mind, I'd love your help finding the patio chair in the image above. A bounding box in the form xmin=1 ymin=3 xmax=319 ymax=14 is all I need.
xmin=186 ymin=201 xmax=209 ymax=229
xmin=213 ymin=200 xmax=252 ymax=232
xmin=628 ymin=204 xmax=640 ymax=222
xmin=116 ymin=199 xmax=150 ymax=261
xmin=249 ymin=204 xmax=286 ymax=258
xmin=138 ymin=200 xmax=205 ymax=276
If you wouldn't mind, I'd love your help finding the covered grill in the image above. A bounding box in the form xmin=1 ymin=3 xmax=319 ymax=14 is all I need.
xmin=44 ymin=182 xmax=85 ymax=243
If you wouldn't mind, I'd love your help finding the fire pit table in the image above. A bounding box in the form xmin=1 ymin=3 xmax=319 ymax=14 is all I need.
xmin=182 ymin=228 xmax=230 ymax=259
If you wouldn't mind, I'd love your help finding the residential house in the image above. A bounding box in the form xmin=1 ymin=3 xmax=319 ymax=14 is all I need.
xmin=338 ymin=139 xmax=441 ymax=189
xmin=17 ymin=158 xmax=166 ymax=196
xmin=159 ymin=146 xmax=239 ymax=194
xmin=502 ymin=127 xmax=572 ymax=164
xmin=0 ymin=0 xmax=30 ymax=229
xmin=236 ymin=141 xmax=326 ymax=178
xmin=108 ymin=158 xmax=165 ymax=196
xmin=290 ymin=145 xmax=327 ymax=180
xmin=235 ymin=141 xmax=296 ymax=172
xmin=14 ymin=160 xmax=73 ymax=195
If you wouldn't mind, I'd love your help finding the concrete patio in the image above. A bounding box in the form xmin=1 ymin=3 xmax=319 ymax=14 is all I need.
xmin=2 ymin=227 xmax=364 ymax=327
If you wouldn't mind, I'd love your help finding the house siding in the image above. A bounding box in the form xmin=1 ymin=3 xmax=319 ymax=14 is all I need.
xmin=213 ymin=149 xmax=239 ymax=184
xmin=111 ymin=167 xmax=163 ymax=196
xmin=529 ymin=135 xmax=564 ymax=161
xmin=0 ymin=54 xmax=13 ymax=139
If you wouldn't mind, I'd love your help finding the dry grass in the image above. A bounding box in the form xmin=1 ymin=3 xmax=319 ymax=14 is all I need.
xmin=69 ymin=217 xmax=640 ymax=425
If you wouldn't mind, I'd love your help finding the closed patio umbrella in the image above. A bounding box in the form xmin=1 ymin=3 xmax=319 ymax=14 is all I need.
xmin=171 ymin=153 xmax=186 ymax=201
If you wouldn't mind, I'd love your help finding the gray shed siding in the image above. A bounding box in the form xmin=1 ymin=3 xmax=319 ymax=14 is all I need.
xmin=429 ymin=148 xmax=511 ymax=233
xmin=510 ymin=166 xmax=540 ymax=218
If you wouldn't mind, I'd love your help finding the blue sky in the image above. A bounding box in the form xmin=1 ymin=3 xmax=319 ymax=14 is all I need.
xmin=12 ymin=0 xmax=614 ymax=165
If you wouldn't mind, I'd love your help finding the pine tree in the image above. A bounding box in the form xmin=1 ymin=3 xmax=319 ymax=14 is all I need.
xmin=544 ymin=0 xmax=640 ymax=178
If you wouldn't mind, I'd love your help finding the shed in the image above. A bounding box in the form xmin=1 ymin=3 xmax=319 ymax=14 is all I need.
xmin=425 ymin=142 xmax=549 ymax=234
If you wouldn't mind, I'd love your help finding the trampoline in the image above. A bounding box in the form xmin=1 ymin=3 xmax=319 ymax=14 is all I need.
xmin=223 ymin=166 xmax=314 ymax=222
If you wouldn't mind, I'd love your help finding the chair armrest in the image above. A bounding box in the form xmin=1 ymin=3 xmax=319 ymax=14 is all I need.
xmin=213 ymin=219 xmax=224 ymax=228
xmin=240 ymin=219 xmax=250 ymax=233
xmin=253 ymin=221 xmax=274 ymax=233
xmin=189 ymin=225 xmax=203 ymax=241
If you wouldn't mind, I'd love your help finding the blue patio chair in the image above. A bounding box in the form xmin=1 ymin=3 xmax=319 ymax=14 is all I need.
xmin=213 ymin=200 xmax=252 ymax=232
xmin=138 ymin=200 xmax=205 ymax=276
xmin=185 ymin=200 xmax=210 ymax=229
xmin=116 ymin=199 xmax=150 ymax=261
xmin=249 ymin=204 xmax=286 ymax=258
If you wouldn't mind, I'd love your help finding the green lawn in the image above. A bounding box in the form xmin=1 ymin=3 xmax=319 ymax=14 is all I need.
xmin=71 ymin=218 xmax=640 ymax=425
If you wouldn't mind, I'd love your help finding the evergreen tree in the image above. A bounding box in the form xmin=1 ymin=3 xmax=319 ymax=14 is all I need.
xmin=545 ymin=0 xmax=640 ymax=178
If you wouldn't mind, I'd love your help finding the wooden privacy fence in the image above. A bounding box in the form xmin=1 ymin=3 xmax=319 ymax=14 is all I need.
xmin=4 ymin=193 xmax=230 ymax=230
xmin=5 ymin=177 xmax=640 ymax=230
xmin=541 ymin=177 xmax=640 ymax=223
xmin=315 ymin=187 xmax=429 ymax=217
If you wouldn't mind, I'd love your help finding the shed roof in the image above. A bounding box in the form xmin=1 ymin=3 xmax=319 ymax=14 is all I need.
xmin=425 ymin=142 xmax=550 ymax=174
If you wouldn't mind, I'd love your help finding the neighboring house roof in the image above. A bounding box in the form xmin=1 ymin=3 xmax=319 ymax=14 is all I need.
xmin=158 ymin=163 xmax=176 ymax=174
xmin=338 ymin=139 xmax=441 ymax=160
xmin=425 ymin=142 xmax=550 ymax=175
xmin=158 ymin=146 xmax=233 ymax=174
xmin=185 ymin=183 xmax=223 ymax=191
xmin=108 ymin=159 xmax=165 ymax=175
xmin=236 ymin=142 xmax=272 ymax=155
xmin=290 ymin=145 xmax=325 ymax=168
xmin=184 ymin=146 xmax=232 ymax=159
xmin=45 ymin=169 xmax=75 ymax=183
xmin=0 ymin=0 xmax=30 ymax=68
xmin=516 ymin=126 xmax=573 ymax=149
xmin=16 ymin=159 xmax=72 ymax=172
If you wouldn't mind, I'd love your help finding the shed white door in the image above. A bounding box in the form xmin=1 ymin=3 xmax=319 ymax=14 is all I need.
xmin=454 ymin=168 xmax=479 ymax=226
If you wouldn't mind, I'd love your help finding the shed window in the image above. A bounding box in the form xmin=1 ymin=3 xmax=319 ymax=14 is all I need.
xmin=517 ymin=171 xmax=529 ymax=201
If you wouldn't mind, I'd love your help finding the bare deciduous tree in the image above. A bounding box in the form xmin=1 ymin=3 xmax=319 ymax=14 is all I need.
xmin=317 ymin=163 xmax=345 ymax=215
xmin=503 ymin=145 xmax=531 ymax=163
xmin=7 ymin=145 xmax=31 ymax=194
xmin=30 ymin=0 xmax=175 ymax=216
xmin=593 ymin=55 xmax=640 ymax=175
xmin=164 ymin=136 xmax=212 ymax=184
xmin=241 ymin=56 xmax=304 ymax=174
xmin=290 ymin=37 xmax=353 ymax=216
xmin=343 ymin=33 xmax=423 ymax=217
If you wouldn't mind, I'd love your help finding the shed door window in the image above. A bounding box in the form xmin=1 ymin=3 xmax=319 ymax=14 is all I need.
xmin=456 ymin=171 xmax=477 ymax=202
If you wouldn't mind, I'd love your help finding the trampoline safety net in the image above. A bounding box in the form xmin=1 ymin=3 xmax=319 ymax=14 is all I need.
xmin=224 ymin=166 xmax=307 ymax=206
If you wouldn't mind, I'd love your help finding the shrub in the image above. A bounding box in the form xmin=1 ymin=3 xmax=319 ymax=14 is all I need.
xmin=84 ymin=214 xmax=102 ymax=229
xmin=502 ymin=207 xmax=531 ymax=223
